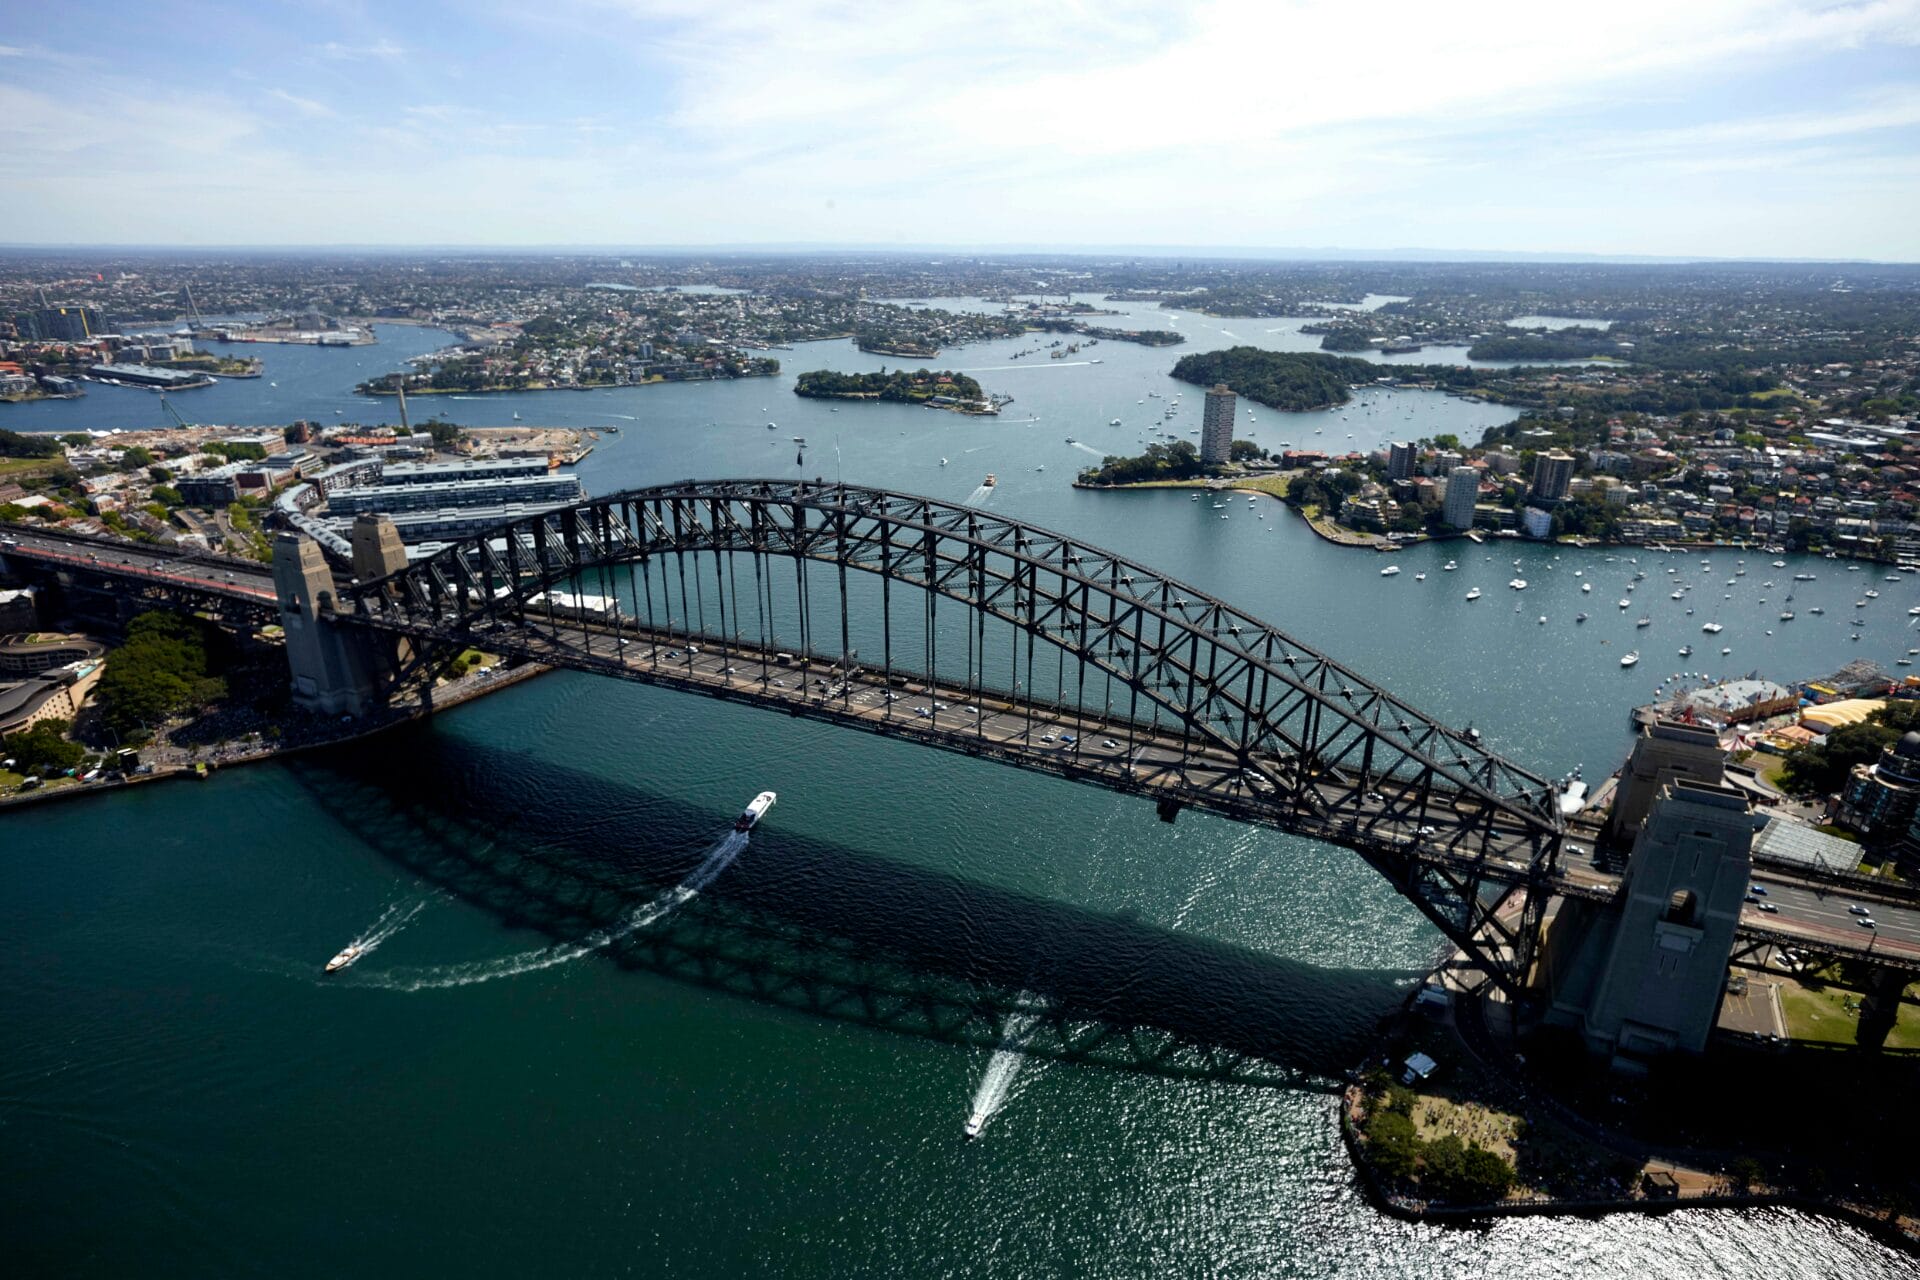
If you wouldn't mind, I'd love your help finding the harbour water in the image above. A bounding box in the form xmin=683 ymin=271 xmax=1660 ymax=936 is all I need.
xmin=4 ymin=319 xmax=1917 ymax=1276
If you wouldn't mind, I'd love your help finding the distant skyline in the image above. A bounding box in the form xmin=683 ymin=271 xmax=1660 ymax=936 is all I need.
xmin=4 ymin=1 xmax=1919 ymax=259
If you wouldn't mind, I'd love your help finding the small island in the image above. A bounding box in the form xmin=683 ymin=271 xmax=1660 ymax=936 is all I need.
xmin=1170 ymin=347 xmax=1377 ymax=411
xmin=793 ymin=368 xmax=997 ymax=414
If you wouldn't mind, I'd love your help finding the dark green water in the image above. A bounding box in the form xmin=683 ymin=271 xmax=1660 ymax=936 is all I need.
xmin=5 ymin=320 xmax=1918 ymax=1276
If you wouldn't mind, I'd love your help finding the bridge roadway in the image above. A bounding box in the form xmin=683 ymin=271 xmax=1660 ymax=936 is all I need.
xmin=359 ymin=605 xmax=1920 ymax=969
xmin=0 ymin=525 xmax=279 ymax=608
xmin=9 ymin=521 xmax=1918 ymax=971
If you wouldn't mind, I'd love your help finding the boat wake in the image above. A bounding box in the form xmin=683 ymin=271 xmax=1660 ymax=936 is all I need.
xmin=965 ymin=992 xmax=1046 ymax=1138
xmin=962 ymin=484 xmax=996 ymax=508
xmin=352 ymin=830 xmax=750 ymax=992
xmin=341 ymin=896 xmax=429 ymax=963
xmin=1069 ymin=442 xmax=1106 ymax=458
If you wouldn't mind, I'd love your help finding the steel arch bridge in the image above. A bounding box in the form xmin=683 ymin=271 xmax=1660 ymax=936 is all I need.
xmin=343 ymin=479 xmax=1569 ymax=993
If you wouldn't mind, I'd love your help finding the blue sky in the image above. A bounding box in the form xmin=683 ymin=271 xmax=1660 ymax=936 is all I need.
xmin=3 ymin=0 xmax=1919 ymax=258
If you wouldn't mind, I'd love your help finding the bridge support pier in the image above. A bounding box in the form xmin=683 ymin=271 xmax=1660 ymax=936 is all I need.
xmin=1544 ymin=778 xmax=1753 ymax=1066
xmin=1156 ymin=797 xmax=1184 ymax=824
xmin=274 ymin=532 xmax=384 ymax=717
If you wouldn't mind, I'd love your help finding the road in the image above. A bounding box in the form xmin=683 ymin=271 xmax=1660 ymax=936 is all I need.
xmin=0 ymin=525 xmax=278 ymax=604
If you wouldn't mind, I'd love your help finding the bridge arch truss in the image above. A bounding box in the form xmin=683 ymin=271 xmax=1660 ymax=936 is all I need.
xmin=347 ymin=479 xmax=1567 ymax=992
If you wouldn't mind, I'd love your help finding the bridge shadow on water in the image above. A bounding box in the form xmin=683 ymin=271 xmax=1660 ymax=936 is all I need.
xmin=287 ymin=724 xmax=1420 ymax=1092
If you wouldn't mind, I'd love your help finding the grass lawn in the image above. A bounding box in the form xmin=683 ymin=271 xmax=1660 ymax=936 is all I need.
xmin=0 ymin=456 xmax=59 ymax=479
xmin=1779 ymin=978 xmax=1920 ymax=1050
xmin=1223 ymin=473 xmax=1294 ymax=499
xmin=1750 ymin=752 xmax=1792 ymax=790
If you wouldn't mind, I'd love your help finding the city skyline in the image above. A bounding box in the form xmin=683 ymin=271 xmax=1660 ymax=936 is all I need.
xmin=3 ymin=0 xmax=1919 ymax=257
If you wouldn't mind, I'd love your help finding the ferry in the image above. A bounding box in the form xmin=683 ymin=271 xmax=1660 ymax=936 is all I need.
xmin=734 ymin=790 xmax=778 ymax=833
xmin=324 ymin=943 xmax=365 ymax=974
xmin=1620 ymin=651 xmax=1640 ymax=668
xmin=983 ymin=474 xmax=996 ymax=487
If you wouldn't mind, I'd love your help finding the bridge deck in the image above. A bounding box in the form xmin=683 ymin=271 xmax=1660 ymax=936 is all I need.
xmin=360 ymin=610 xmax=1564 ymax=889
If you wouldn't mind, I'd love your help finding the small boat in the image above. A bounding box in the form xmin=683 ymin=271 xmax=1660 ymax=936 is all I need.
xmin=1780 ymin=611 xmax=1794 ymax=621
xmin=1582 ymin=582 xmax=1592 ymax=593
xmin=983 ymin=474 xmax=996 ymax=487
xmin=1109 ymin=419 xmax=1121 ymax=426
xmin=1678 ymin=645 xmax=1693 ymax=657
xmin=940 ymin=458 xmax=949 ymax=466
xmin=1722 ymin=646 xmax=1732 ymax=655
xmin=1621 ymin=651 xmax=1640 ymax=668
xmin=1065 ymin=437 xmax=1077 ymax=444
xmin=734 ymin=790 xmax=778 ymax=833
xmin=1866 ymin=589 xmax=1880 ymax=599
xmin=324 ymin=943 xmax=365 ymax=974
xmin=1537 ymin=615 xmax=1548 ymax=625
xmin=1509 ymin=579 xmax=1527 ymax=590
xmin=1636 ymin=617 xmax=1651 ymax=627
xmin=1701 ymin=621 xmax=1723 ymax=633
xmin=1381 ymin=565 xmax=1401 ymax=577
xmin=1618 ymin=599 xmax=1631 ymax=609
xmin=792 ymin=436 xmax=806 ymax=444
xmin=1414 ymin=572 xmax=1426 ymax=581
xmin=1576 ymin=612 xmax=1588 ymax=622
xmin=1443 ymin=561 xmax=1457 ymax=572
xmin=1465 ymin=587 xmax=1482 ymax=601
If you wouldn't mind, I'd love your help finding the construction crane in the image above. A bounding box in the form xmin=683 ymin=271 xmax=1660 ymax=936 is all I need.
xmin=180 ymin=284 xmax=207 ymax=332
xmin=158 ymin=393 xmax=193 ymax=430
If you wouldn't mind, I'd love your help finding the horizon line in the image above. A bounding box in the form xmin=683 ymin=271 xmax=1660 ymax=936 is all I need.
xmin=0 ymin=241 xmax=1912 ymax=267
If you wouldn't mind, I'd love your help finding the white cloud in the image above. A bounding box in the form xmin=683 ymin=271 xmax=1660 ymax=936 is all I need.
xmin=269 ymin=88 xmax=336 ymax=118
xmin=319 ymin=38 xmax=405 ymax=60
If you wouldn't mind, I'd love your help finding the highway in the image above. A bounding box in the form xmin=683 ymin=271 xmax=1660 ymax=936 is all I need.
xmin=0 ymin=525 xmax=278 ymax=604
xmin=10 ymin=519 xmax=1918 ymax=971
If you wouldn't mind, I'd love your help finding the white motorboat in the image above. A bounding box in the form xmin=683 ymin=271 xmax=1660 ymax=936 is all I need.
xmin=964 ymin=1112 xmax=985 ymax=1140
xmin=1621 ymin=651 xmax=1640 ymax=668
xmin=734 ymin=790 xmax=778 ymax=832
xmin=1381 ymin=565 xmax=1401 ymax=577
xmin=324 ymin=944 xmax=364 ymax=974
xmin=1465 ymin=587 xmax=1482 ymax=601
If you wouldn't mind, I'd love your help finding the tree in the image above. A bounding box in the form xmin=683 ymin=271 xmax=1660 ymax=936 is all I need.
xmin=1229 ymin=438 xmax=1267 ymax=462
xmin=94 ymin=612 xmax=227 ymax=740
xmin=2 ymin=718 xmax=86 ymax=775
xmin=1364 ymin=1108 xmax=1420 ymax=1181
xmin=116 ymin=446 xmax=154 ymax=471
